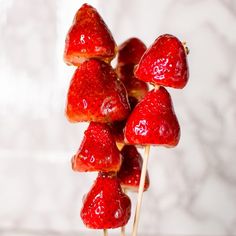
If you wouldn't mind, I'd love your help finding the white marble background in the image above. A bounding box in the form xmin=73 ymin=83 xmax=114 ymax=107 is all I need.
xmin=0 ymin=0 xmax=236 ymax=235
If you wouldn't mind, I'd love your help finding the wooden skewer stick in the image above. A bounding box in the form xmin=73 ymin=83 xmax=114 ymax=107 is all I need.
xmin=132 ymin=145 xmax=150 ymax=236
xmin=121 ymin=189 xmax=127 ymax=236
xmin=121 ymin=225 xmax=126 ymax=236
xmin=103 ymin=229 xmax=108 ymax=236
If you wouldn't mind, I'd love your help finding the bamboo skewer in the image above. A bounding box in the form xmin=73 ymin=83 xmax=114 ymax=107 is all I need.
xmin=121 ymin=225 xmax=126 ymax=236
xmin=103 ymin=229 xmax=108 ymax=236
xmin=132 ymin=145 xmax=150 ymax=236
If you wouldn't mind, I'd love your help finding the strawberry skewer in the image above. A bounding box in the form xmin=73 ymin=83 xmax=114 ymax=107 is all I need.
xmin=114 ymin=38 xmax=150 ymax=236
xmin=118 ymin=145 xmax=150 ymax=236
xmin=64 ymin=4 xmax=132 ymax=235
xmin=124 ymin=34 xmax=189 ymax=236
xmin=125 ymin=86 xmax=181 ymax=236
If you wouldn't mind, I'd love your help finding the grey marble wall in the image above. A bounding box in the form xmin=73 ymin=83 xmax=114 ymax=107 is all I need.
xmin=0 ymin=0 xmax=236 ymax=235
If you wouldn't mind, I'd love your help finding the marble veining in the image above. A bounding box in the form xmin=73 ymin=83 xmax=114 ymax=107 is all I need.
xmin=0 ymin=0 xmax=236 ymax=235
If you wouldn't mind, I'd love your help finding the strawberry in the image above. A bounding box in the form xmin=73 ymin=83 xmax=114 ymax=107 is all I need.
xmin=108 ymin=96 xmax=138 ymax=143
xmin=66 ymin=59 xmax=130 ymax=123
xmin=117 ymin=64 xmax=149 ymax=101
xmin=116 ymin=38 xmax=149 ymax=101
xmin=117 ymin=38 xmax=147 ymax=65
xmin=108 ymin=120 xmax=126 ymax=144
xmin=118 ymin=145 xmax=150 ymax=192
xmin=81 ymin=172 xmax=131 ymax=229
xmin=64 ymin=4 xmax=116 ymax=66
xmin=135 ymin=34 xmax=189 ymax=89
xmin=72 ymin=122 xmax=122 ymax=172
xmin=124 ymin=87 xmax=180 ymax=147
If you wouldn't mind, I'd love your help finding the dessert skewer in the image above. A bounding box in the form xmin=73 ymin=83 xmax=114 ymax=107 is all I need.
xmin=63 ymin=3 xmax=132 ymax=235
xmin=114 ymin=38 xmax=150 ymax=236
xmin=124 ymin=34 xmax=189 ymax=236
xmin=117 ymin=145 xmax=150 ymax=236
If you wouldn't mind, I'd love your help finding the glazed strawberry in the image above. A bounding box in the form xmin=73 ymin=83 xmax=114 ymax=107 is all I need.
xmin=117 ymin=64 xmax=149 ymax=101
xmin=125 ymin=74 xmax=149 ymax=101
xmin=117 ymin=38 xmax=147 ymax=65
xmin=135 ymin=34 xmax=189 ymax=89
xmin=81 ymin=172 xmax=131 ymax=229
xmin=109 ymin=96 xmax=138 ymax=143
xmin=64 ymin=4 xmax=116 ymax=66
xmin=72 ymin=122 xmax=122 ymax=172
xmin=124 ymin=87 xmax=180 ymax=147
xmin=116 ymin=38 xmax=149 ymax=101
xmin=66 ymin=59 xmax=130 ymax=123
xmin=108 ymin=120 xmax=126 ymax=144
xmin=118 ymin=145 xmax=150 ymax=192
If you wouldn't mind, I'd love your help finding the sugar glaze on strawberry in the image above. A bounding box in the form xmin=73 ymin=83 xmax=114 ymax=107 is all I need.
xmin=125 ymin=87 xmax=180 ymax=146
xmin=66 ymin=59 xmax=130 ymax=123
xmin=81 ymin=172 xmax=131 ymax=229
xmin=64 ymin=4 xmax=117 ymax=66
xmin=135 ymin=34 xmax=189 ymax=89
xmin=72 ymin=122 xmax=122 ymax=172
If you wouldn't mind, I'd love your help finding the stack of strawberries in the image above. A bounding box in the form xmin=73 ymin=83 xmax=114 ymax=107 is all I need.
xmin=63 ymin=3 xmax=189 ymax=235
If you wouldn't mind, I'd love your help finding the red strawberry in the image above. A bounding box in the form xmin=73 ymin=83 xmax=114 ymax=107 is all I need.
xmin=109 ymin=96 xmax=138 ymax=143
xmin=117 ymin=38 xmax=147 ymax=65
xmin=108 ymin=120 xmax=126 ymax=144
xmin=118 ymin=145 xmax=150 ymax=192
xmin=64 ymin=4 xmax=117 ymax=66
xmin=66 ymin=59 xmax=130 ymax=123
xmin=81 ymin=172 xmax=131 ymax=229
xmin=124 ymin=87 xmax=180 ymax=147
xmin=116 ymin=38 xmax=149 ymax=101
xmin=117 ymin=64 xmax=149 ymax=101
xmin=135 ymin=34 xmax=189 ymax=89
xmin=72 ymin=122 xmax=122 ymax=172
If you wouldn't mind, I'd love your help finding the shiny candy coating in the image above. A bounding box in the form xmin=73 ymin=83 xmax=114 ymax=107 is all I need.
xmin=64 ymin=4 xmax=117 ymax=66
xmin=66 ymin=59 xmax=130 ymax=123
xmin=81 ymin=172 xmax=131 ymax=229
xmin=117 ymin=37 xmax=147 ymax=65
xmin=135 ymin=34 xmax=189 ymax=89
xmin=124 ymin=87 xmax=180 ymax=146
xmin=72 ymin=122 xmax=122 ymax=172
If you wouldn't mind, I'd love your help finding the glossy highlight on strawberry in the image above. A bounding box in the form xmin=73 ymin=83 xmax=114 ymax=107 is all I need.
xmin=124 ymin=87 xmax=180 ymax=146
xmin=135 ymin=34 xmax=189 ymax=89
xmin=64 ymin=4 xmax=117 ymax=66
xmin=118 ymin=145 xmax=150 ymax=192
xmin=72 ymin=122 xmax=122 ymax=172
xmin=66 ymin=59 xmax=130 ymax=123
xmin=81 ymin=172 xmax=131 ymax=229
